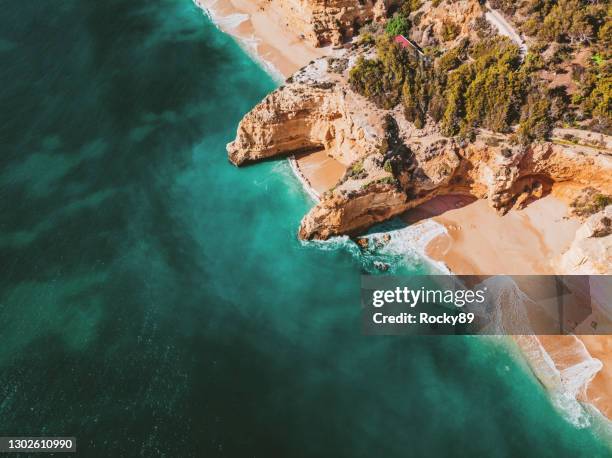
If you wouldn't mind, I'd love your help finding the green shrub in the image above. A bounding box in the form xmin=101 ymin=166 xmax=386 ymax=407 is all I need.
xmin=383 ymin=160 xmax=393 ymax=173
xmin=359 ymin=33 xmax=375 ymax=46
xmin=349 ymin=57 xmax=389 ymax=106
xmin=399 ymin=0 xmax=422 ymax=16
xmin=385 ymin=13 xmax=410 ymax=37
xmin=582 ymin=75 xmax=611 ymax=123
xmin=440 ymin=20 xmax=460 ymax=42
xmin=349 ymin=35 xmax=415 ymax=109
xmin=595 ymin=194 xmax=612 ymax=209
xmin=401 ymin=60 xmax=431 ymax=128
xmin=571 ymin=189 xmax=612 ymax=217
xmin=348 ymin=29 xmax=602 ymax=139
xmin=351 ymin=161 xmax=364 ymax=174
xmin=517 ymin=91 xmax=553 ymax=144
xmin=441 ymin=38 xmax=523 ymax=135
xmin=440 ymin=64 xmax=472 ymax=136
xmin=377 ymin=176 xmax=397 ymax=186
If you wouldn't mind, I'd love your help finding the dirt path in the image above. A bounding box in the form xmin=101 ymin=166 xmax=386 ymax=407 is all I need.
xmin=485 ymin=2 xmax=527 ymax=56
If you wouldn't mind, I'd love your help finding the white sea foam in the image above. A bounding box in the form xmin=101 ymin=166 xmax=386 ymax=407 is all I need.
xmin=367 ymin=220 xmax=451 ymax=274
xmin=516 ymin=332 xmax=604 ymax=428
xmin=192 ymin=0 xmax=216 ymax=21
xmin=299 ymin=216 xmax=451 ymax=274
xmin=538 ymin=338 xmax=599 ymax=429
xmin=473 ymin=278 xmax=604 ymax=427
xmin=195 ymin=0 xmax=249 ymax=29
xmin=288 ymin=156 xmax=320 ymax=203
xmin=192 ymin=0 xmax=285 ymax=83
xmin=305 ymin=235 xmax=357 ymax=254
xmin=216 ymin=12 xmax=249 ymax=30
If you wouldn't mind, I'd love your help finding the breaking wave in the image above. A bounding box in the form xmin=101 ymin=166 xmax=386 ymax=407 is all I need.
xmin=192 ymin=0 xmax=284 ymax=82
xmin=302 ymin=218 xmax=450 ymax=275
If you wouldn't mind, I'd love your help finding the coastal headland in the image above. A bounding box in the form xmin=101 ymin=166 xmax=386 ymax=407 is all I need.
xmin=198 ymin=0 xmax=612 ymax=427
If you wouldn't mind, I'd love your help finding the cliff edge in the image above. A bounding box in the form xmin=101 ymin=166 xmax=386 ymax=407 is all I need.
xmin=228 ymin=45 xmax=612 ymax=241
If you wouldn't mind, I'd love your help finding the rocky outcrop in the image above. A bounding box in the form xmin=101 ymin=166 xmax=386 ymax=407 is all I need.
xmin=267 ymin=0 xmax=485 ymax=48
xmin=227 ymin=46 xmax=612 ymax=241
xmin=227 ymin=82 xmax=336 ymax=166
xmin=295 ymin=135 xmax=612 ymax=239
xmin=228 ymin=56 xmax=385 ymax=166
xmin=407 ymin=0 xmax=486 ymax=47
xmin=462 ymin=140 xmax=612 ymax=213
xmin=298 ymin=183 xmax=413 ymax=239
xmin=558 ymin=206 xmax=612 ymax=274
xmin=274 ymin=0 xmax=393 ymax=47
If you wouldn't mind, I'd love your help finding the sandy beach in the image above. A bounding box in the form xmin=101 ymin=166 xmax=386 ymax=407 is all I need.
xmin=194 ymin=0 xmax=327 ymax=79
xmin=576 ymin=336 xmax=612 ymax=419
xmin=295 ymin=150 xmax=346 ymax=196
xmin=409 ymin=193 xmax=612 ymax=424
xmin=534 ymin=335 xmax=612 ymax=420
xmin=195 ymin=1 xmax=347 ymax=197
xmin=422 ymin=194 xmax=580 ymax=275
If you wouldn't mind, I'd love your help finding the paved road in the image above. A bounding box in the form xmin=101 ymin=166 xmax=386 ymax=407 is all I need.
xmin=485 ymin=2 xmax=528 ymax=57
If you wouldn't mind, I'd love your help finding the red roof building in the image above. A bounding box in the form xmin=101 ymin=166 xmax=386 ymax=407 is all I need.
xmin=394 ymin=35 xmax=425 ymax=57
xmin=394 ymin=35 xmax=411 ymax=48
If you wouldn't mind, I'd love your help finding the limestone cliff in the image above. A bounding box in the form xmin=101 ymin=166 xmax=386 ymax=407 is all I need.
xmin=405 ymin=0 xmax=486 ymax=47
xmin=270 ymin=0 xmax=484 ymax=48
xmin=274 ymin=0 xmax=392 ymax=47
xmin=227 ymin=58 xmax=384 ymax=166
xmin=557 ymin=206 xmax=612 ymax=275
xmin=227 ymin=46 xmax=612 ymax=240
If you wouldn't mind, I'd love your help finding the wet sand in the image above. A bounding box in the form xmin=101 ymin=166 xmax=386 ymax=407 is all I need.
xmin=194 ymin=0 xmax=327 ymax=79
xmin=578 ymin=336 xmax=612 ymax=419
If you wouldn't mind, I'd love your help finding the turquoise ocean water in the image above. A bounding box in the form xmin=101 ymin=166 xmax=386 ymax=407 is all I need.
xmin=0 ymin=0 xmax=610 ymax=456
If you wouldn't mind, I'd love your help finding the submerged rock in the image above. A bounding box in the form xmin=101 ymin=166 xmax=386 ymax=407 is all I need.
xmin=374 ymin=261 xmax=389 ymax=271
xmin=356 ymin=238 xmax=369 ymax=250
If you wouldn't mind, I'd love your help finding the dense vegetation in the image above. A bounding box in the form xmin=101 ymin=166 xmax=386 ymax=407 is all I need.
xmin=350 ymin=35 xmax=557 ymax=141
xmin=350 ymin=0 xmax=611 ymax=140
xmin=489 ymin=0 xmax=610 ymax=132
xmin=489 ymin=0 xmax=608 ymax=45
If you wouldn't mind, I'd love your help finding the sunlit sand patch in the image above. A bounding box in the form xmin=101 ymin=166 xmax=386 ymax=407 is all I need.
xmin=294 ymin=150 xmax=346 ymax=197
